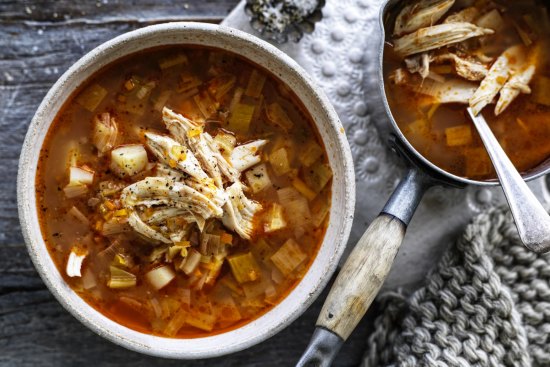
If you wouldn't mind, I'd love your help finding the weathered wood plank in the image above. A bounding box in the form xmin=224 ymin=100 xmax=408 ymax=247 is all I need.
xmin=0 ymin=1 xmax=372 ymax=365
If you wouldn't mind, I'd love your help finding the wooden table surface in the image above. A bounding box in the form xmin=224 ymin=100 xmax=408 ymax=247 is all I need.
xmin=0 ymin=1 xmax=376 ymax=365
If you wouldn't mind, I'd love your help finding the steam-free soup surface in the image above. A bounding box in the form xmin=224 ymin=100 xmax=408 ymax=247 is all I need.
xmin=36 ymin=46 xmax=332 ymax=337
xmin=384 ymin=0 xmax=550 ymax=180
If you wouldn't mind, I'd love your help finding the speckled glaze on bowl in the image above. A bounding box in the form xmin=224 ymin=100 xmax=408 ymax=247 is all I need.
xmin=17 ymin=23 xmax=355 ymax=359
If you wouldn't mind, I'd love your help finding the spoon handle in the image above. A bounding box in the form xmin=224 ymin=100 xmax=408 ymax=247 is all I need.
xmin=467 ymin=107 xmax=550 ymax=253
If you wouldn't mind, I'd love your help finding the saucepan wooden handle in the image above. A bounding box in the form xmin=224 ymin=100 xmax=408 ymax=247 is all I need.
xmin=316 ymin=213 xmax=405 ymax=339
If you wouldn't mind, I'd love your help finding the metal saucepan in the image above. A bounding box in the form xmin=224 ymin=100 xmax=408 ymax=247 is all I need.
xmin=297 ymin=0 xmax=550 ymax=365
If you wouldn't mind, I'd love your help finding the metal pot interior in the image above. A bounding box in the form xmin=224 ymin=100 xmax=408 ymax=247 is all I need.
xmin=377 ymin=0 xmax=550 ymax=187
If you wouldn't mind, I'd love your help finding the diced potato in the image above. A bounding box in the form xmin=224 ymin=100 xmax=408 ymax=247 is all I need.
xmin=145 ymin=265 xmax=176 ymax=290
xmin=299 ymin=141 xmax=323 ymax=167
xmin=263 ymin=203 xmax=287 ymax=233
xmin=76 ymin=83 xmax=107 ymax=112
xmin=533 ymin=76 xmax=550 ymax=106
xmin=445 ymin=125 xmax=473 ymax=147
xmin=245 ymin=70 xmax=267 ymax=98
xmin=227 ymin=252 xmax=262 ymax=284
xmin=265 ymin=103 xmax=293 ymax=132
xmin=68 ymin=166 xmax=94 ymax=186
xmin=292 ymin=177 xmax=317 ymax=201
xmin=228 ymin=103 xmax=255 ymax=133
xmin=245 ymin=163 xmax=272 ymax=193
xmin=302 ymin=161 xmax=333 ymax=193
xmin=110 ymin=144 xmax=148 ymax=178
xmin=270 ymin=239 xmax=307 ymax=276
xmin=159 ymin=53 xmax=188 ymax=70
xmin=269 ymin=147 xmax=292 ymax=176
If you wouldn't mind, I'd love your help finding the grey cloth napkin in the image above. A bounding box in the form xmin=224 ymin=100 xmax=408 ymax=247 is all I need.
xmin=361 ymin=206 xmax=550 ymax=367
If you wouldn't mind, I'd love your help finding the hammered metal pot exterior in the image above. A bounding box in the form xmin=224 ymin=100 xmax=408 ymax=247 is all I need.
xmin=17 ymin=22 xmax=355 ymax=359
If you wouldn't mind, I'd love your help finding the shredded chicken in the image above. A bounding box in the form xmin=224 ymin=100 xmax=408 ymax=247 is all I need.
xmin=495 ymin=65 xmax=535 ymax=115
xmin=121 ymin=177 xmax=224 ymax=219
xmin=145 ymin=132 xmax=208 ymax=182
xmin=394 ymin=22 xmax=494 ymax=57
xmin=443 ymin=7 xmax=479 ymax=24
xmin=432 ymin=52 xmax=488 ymax=81
xmin=391 ymin=68 xmax=478 ymax=104
xmin=163 ymin=107 xmax=240 ymax=187
xmin=128 ymin=211 xmax=172 ymax=244
xmin=405 ymin=53 xmax=431 ymax=79
xmin=222 ymin=182 xmax=263 ymax=240
xmin=469 ymin=45 xmax=524 ymax=115
xmin=394 ymin=0 xmax=456 ymax=36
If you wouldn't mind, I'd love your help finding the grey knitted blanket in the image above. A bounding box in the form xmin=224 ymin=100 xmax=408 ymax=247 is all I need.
xmin=362 ymin=206 xmax=550 ymax=367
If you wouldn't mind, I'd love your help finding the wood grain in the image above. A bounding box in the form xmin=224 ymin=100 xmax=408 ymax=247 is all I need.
xmin=0 ymin=1 xmax=373 ymax=365
xmin=317 ymin=214 xmax=405 ymax=340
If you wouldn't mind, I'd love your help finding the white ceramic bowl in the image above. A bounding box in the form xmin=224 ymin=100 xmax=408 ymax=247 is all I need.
xmin=17 ymin=22 xmax=355 ymax=359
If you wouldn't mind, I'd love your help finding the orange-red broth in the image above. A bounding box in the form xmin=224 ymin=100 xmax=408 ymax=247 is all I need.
xmin=36 ymin=46 xmax=332 ymax=338
xmin=384 ymin=2 xmax=550 ymax=180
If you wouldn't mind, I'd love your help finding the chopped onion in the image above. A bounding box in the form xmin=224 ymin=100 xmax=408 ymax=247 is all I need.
xmin=245 ymin=163 xmax=272 ymax=193
xmin=66 ymin=247 xmax=88 ymax=277
xmin=63 ymin=184 xmax=88 ymax=199
xmin=68 ymin=206 xmax=89 ymax=225
xmin=270 ymin=238 xmax=307 ymax=276
xmin=145 ymin=265 xmax=176 ymax=290
xmin=180 ymin=248 xmax=202 ymax=275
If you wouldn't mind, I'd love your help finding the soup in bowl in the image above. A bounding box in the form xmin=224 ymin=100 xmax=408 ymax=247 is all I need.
xmin=18 ymin=23 xmax=355 ymax=358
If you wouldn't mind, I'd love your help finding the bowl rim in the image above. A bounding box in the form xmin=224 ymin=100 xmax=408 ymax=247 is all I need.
xmin=17 ymin=22 xmax=355 ymax=359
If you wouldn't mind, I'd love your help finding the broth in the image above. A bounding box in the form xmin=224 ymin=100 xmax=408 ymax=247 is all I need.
xmin=384 ymin=0 xmax=550 ymax=180
xmin=36 ymin=46 xmax=332 ymax=338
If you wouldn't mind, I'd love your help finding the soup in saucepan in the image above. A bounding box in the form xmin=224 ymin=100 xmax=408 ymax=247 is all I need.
xmin=384 ymin=0 xmax=550 ymax=180
xmin=36 ymin=46 xmax=332 ymax=337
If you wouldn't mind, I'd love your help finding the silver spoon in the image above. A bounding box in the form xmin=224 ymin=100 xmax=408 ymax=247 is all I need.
xmin=467 ymin=107 xmax=550 ymax=253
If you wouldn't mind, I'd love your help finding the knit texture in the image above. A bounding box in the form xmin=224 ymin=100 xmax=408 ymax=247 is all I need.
xmin=362 ymin=206 xmax=550 ymax=367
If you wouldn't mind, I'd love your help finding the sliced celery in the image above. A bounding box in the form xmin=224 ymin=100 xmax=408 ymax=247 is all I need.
xmin=107 ymin=266 xmax=136 ymax=289
xmin=265 ymin=103 xmax=293 ymax=132
xmin=227 ymin=252 xmax=262 ymax=284
xmin=76 ymin=83 xmax=107 ymax=112
xmin=269 ymin=147 xmax=292 ymax=176
xmin=302 ymin=161 xmax=333 ymax=193
xmin=228 ymin=103 xmax=255 ymax=133
xmin=263 ymin=203 xmax=287 ymax=233
xmin=270 ymin=239 xmax=307 ymax=276
xmin=299 ymin=141 xmax=323 ymax=167
xmin=245 ymin=70 xmax=267 ymax=98
xmin=159 ymin=53 xmax=188 ymax=70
